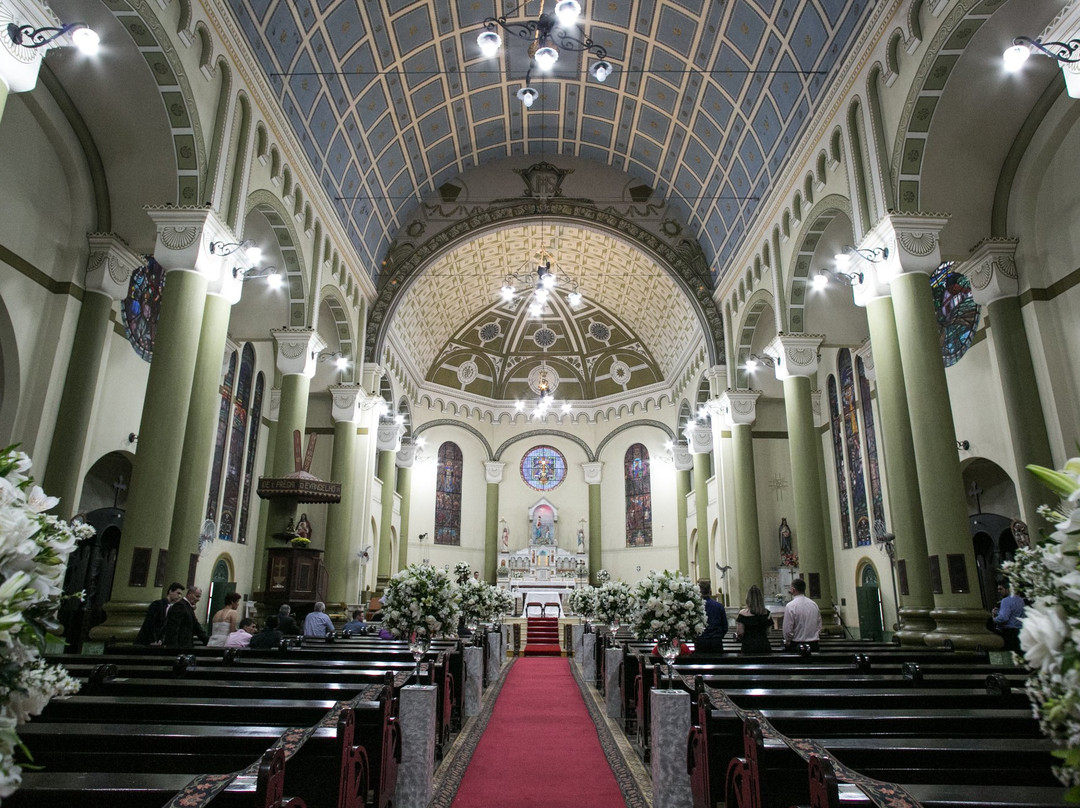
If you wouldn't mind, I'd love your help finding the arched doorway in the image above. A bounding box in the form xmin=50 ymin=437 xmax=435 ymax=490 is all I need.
xmin=855 ymin=562 xmax=883 ymax=642
xmin=60 ymin=507 xmax=123 ymax=652
xmin=970 ymin=512 xmax=1018 ymax=611
xmin=205 ymin=556 xmax=236 ymax=628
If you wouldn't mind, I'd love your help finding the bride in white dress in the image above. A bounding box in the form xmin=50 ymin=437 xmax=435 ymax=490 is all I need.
xmin=206 ymin=591 xmax=241 ymax=647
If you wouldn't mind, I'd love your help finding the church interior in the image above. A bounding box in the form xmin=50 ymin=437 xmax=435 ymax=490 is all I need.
xmin=3 ymin=0 xmax=1080 ymax=802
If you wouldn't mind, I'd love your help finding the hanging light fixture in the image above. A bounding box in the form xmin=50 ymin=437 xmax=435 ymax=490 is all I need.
xmin=6 ymin=21 xmax=99 ymax=54
xmin=515 ymin=357 xmax=572 ymax=419
xmin=812 ymin=245 xmax=888 ymax=289
xmin=499 ymin=248 xmax=583 ymax=315
xmin=477 ymin=0 xmax=613 ymax=108
xmin=1004 ymin=36 xmax=1080 ymax=98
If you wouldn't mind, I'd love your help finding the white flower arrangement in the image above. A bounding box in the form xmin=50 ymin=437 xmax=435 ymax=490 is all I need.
xmin=631 ymin=569 xmax=706 ymax=642
xmin=567 ymin=585 xmax=598 ymax=619
xmin=595 ymin=568 xmax=611 ymax=584
xmin=1004 ymin=458 xmax=1080 ymax=799
xmin=460 ymin=578 xmax=497 ymax=626
xmin=594 ymin=579 xmax=635 ymax=628
xmin=453 ymin=561 xmax=472 ymax=585
xmin=381 ymin=563 xmax=461 ymax=641
xmin=491 ymin=587 xmax=515 ymax=622
xmin=0 ymin=446 xmax=89 ymax=798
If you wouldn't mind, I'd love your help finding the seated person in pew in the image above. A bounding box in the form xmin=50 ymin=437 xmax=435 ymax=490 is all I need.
xmin=276 ymin=604 xmax=302 ymax=635
xmin=225 ymin=617 xmax=258 ymax=648
xmin=134 ymin=581 xmax=184 ymax=646
xmin=782 ymin=578 xmax=821 ymax=652
xmin=303 ymin=601 xmax=335 ymax=637
xmin=695 ymin=581 xmax=729 ymax=654
xmin=992 ymin=581 xmax=1025 ymax=653
xmin=248 ymin=615 xmax=284 ymax=649
xmin=736 ymin=584 xmax=773 ymax=655
xmin=342 ymin=609 xmax=366 ymax=634
xmin=163 ymin=587 xmax=209 ymax=648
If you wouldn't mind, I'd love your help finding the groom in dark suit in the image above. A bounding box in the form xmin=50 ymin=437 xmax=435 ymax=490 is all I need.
xmin=164 ymin=586 xmax=209 ymax=648
xmin=134 ymin=581 xmax=184 ymax=646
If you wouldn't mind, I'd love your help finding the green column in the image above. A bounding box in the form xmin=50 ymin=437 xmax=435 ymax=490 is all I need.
xmin=42 ymin=291 xmax=114 ymax=518
xmin=0 ymin=80 xmax=8 ymax=125
xmin=588 ymin=482 xmax=602 ymax=584
xmin=686 ymin=422 xmax=712 ymax=580
xmin=863 ymin=291 xmax=935 ymax=643
xmin=165 ymin=292 xmax=234 ymax=587
xmin=324 ymin=387 xmax=363 ymax=607
xmin=721 ymin=390 xmax=763 ymax=598
xmin=884 ymin=216 xmax=993 ymax=649
xmin=674 ymin=449 xmax=692 ymax=576
xmin=396 ymin=454 xmax=413 ymax=576
xmin=376 ymin=447 xmax=398 ymax=584
xmin=252 ymin=392 xmax=279 ymax=593
xmin=484 ymin=480 xmax=499 ymax=582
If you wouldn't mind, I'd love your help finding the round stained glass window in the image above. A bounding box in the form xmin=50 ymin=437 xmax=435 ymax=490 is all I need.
xmin=520 ymin=445 xmax=567 ymax=491
xmin=123 ymin=257 xmax=166 ymax=362
xmin=931 ymin=262 xmax=980 ymax=367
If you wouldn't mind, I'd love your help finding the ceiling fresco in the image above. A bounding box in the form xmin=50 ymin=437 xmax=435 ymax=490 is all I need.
xmin=226 ymin=0 xmax=874 ymax=284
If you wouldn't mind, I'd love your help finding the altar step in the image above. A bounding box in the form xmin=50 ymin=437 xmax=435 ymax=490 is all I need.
xmin=523 ymin=617 xmax=562 ymax=657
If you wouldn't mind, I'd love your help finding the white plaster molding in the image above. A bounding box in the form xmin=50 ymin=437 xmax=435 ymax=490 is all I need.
xmin=85 ymin=233 xmax=141 ymax=300
xmin=958 ymin=238 xmax=1019 ymax=306
xmin=719 ymin=389 xmax=761 ymax=427
xmin=484 ymin=461 xmax=505 ymax=484
xmin=765 ymin=333 xmax=823 ymax=380
xmin=581 ymin=462 xmax=603 ymax=485
xmin=272 ymin=327 xmax=325 ymax=377
xmin=328 ymin=383 xmax=369 ymax=423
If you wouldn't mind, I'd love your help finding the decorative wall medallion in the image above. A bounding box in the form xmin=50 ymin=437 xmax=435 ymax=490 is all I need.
xmin=457 ymin=360 xmax=478 ymax=385
xmin=533 ymin=328 xmax=556 ymax=348
xmin=478 ymin=322 xmax=500 ymax=342
xmin=157 ymin=226 xmax=199 ymax=250
xmin=514 ymin=161 xmax=574 ymax=200
xmin=610 ymin=360 xmax=631 ymax=385
xmin=732 ymin=399 xmax=754 ymax=416
xmin=589 ymin=322 xmax=611 ymax=341
xmin=279 ymin=341 xmax=306 ymax=359
xmin=897 ymin=230 xmax=936 ymax=257
xmin=528 ymin=364 xmax=560 ymax=395
xmin=786 ymin=346 xmax=816 ymax=366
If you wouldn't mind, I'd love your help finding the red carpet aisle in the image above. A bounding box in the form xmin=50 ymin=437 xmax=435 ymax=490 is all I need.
xmin=450 ymin=657 xmax=627 ymax=808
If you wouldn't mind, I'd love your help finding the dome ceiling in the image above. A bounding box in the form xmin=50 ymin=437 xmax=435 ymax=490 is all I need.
xmin=387 ymin=224 xmax=700 ymax=401
xmin=224 ymin=0 xmax=873 ymax=282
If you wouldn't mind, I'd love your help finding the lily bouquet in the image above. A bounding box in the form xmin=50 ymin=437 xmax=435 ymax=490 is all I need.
xmin=594 ymin=579 xmax=635 ymax=629
xmin=381 ymin=563 xmax=461 ymax=641
xmin=632 ymin=569 xmax=706 ymax=643
xmin=459 ymin=578 xmax=496 ymax=627
xmin=567 ymin=585 xmax=598 ymax=620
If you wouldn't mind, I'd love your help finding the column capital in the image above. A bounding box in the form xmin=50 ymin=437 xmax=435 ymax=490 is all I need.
xmin=705 ymin=365 xmax=728 ymax=397
xmin=144 ymin=206 xmax=236 ymax=285
xmin=851 ymin=262 xmax=893 ymax=308
xmin=0 ymin=0 xmax=63 ymax=93
xmin=671 ymin=441 xmax=694 ymax=471
xmin=85 ymin=233 xmax=142 ymax=300
xmin=396 ymin=440 xmax=416 ymax=469
xmin=957 ymin=238 xmax=1019 ymax=306
xmin=376 ymin=418 xmax=405 ymax=452
xmin=683 ymin=420 xmax=713 ymax=453
xmin=272 ymin=327 xmax=326 ymax=377
xmin=484 ymin=461 xmax=505 ymax=484
xmin=362 ymin=363 xmax=387 ymax=395
xmin=581 ymin=461 xmax=603 ymax=485
xmin=765 ymin=333 xmax=823 ymax=379
xmin=718 ymin=389 xmax=761 ymax=427
xmin=328 ymin=383 xmax=371 ymax=423
xmin=866 ymin=213 xmax=950 ymax=278
xmin=854 ymin=339 xmax=875 ymax=381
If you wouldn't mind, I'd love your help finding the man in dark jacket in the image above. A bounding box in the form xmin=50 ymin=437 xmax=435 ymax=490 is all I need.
xmin=134 ymin=582 xmax=184 ymax=646
xmin=164 ymin=586 xmax=209 ymax=648
xmin=694 ymin=581 xmax=729 ymax=654
xmin=276 ymin=604 xmax=302 ymax=635
xmin=249 ymin=616 xmax=285 ymax=650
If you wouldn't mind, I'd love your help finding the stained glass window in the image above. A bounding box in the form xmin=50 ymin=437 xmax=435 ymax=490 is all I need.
xmin=932 ymin=261 xmax=980 ymax=367
xmin=856 ymin=356 xmax=886 ymax=531
xmin=434 ymin=442 xmax=463 ymax=546
xmin=827 ymin=375 xmax=853 ymax=550
xmin=840 ymin=350 xmax=871 ymax=547
xmin=205 ymin=350 xmax=237 ymax=529
xmin=520 ymin=445 xmax=567 ymax=491
xmin=122 ymin=257 xmax=166 ymax=361
xmin=624 ymin=443 xmax=653 ymax=547
xmin=218 ymin=344 xmax=255 ymax=542
xmin=237 ymin=372 xmax=264 ymax=545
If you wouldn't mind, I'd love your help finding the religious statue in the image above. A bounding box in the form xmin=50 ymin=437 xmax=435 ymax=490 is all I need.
xmin=1011 ymin=519 xmax=1030 ymax=549
xmin=501 ymin=525 xmax=509 ymax=552
xmin=779 ymin=518 xmax=792 ymax=554
xmin=577 ymin=527 xmax=585 ymax=554
xmin=533 ymin=515 xmax=543 ymax=541
xmin=297 ymin=513 xmax=312 ymax=539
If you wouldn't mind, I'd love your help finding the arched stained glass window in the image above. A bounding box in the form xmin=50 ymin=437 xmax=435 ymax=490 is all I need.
xmin=237 ymin=371 xmax=265 ymax=545
xmin=932 ymin=261 xmax=980 ymax=367
xmin=122 ymin=257 xmax=165 ymax=361
xmin=434 ymin=442 xmax=463 ymax=546
xmin=827 ymin=375 xmax=853 ymax=550
xmin=624 ymin=443 xmax=653 ymax=547
xmin=839 ymin=350 xmax=870 ymax=547
xmin=205 ymin=349 xmax=237 ymax=528
xmin=520 ymin=446 xmax=567 ymax=491
xmin=856 ymin=356 xmax=885 ymax=530
xmin=219 ymin=344 xmax=255 ymax=542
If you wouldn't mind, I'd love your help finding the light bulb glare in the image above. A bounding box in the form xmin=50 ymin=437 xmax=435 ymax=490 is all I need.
xmin=590 ymin=60 xmax=612 ymax=83
xmin=1003 ymin=43 xmax=1031 ymax=72
xmin=554 ymin=0 xmax=582 ymax=27
xmin=478 ymin=30 xmax=501 ymax=58
xmin=72 ymin=27 xmax=100 ymax=54
xmin=534 ymin=46 xmax=559 ymax=71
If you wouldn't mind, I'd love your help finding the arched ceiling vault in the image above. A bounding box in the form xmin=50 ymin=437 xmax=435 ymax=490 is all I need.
xmin=223 ymin=0 xmax=875 ymax=281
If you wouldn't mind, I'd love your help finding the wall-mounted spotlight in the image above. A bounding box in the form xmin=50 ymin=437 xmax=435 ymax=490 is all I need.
xmin=813 ymin=246 xmax=887 ymax=289
xmin=1004 ymin=36 xmax=1080 ymax=97
xmin=232 ymin=265 xmax=282 ymax=288
xmin=210 ymin=239 xmax=260 ymax=261
xmin=956 ymin=440 xmax=970 ymax=451
xmin=127 ymin=432 xmax=138 ymax=444
xmin=315 ymin=351 xmax=350 ymax=372
xmin=418 ymin=532 xmax=428 ymax=542
xmin=743 ymin=353 xmax=775 ymax=371
xmin=6 ymin=21 xmax=99 ymax=54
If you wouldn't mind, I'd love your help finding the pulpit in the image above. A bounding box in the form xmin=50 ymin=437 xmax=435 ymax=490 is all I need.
xmin=256 ymin=547 xmax=328 ymax=610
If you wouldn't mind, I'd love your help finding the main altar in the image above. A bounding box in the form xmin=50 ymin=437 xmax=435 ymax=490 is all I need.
xmin=496 ymin=499 xmax=587 ymax=617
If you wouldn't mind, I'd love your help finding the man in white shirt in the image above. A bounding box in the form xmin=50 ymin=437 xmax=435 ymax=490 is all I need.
xmin=303 ymin=601 xmax=336 ymax=637
xmin=782 ymin=578 xmax=821 ymax=651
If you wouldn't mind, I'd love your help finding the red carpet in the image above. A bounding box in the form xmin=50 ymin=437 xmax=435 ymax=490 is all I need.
xmin=523 ymin=616 xmax=561 ymax=656
xmin=451 ymin=658 xmax=625 ymax=807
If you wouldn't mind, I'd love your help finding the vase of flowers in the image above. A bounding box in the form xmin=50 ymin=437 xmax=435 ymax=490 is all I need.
xmin=632 ymin=569 xmax=706 ymax=660
xmin=595 ymin=579 xmax=634 ymax=633
xmin=453 ymin=561 xmax=472 ymax=585
xmin=1004 ymin=458 xmax=1080 ymax=800
xmin=595 ymin=568 xmax=611 ymax=584
xmin=781 ymin=550 xmax=799 ymax=568
xmin=0 ymin=446 xmax=90 ymax=798
xmin=381 ymin=563 xmax=461 ymax=641
xmin=568 ymin=585 xmax=598 ymax=624
xmin=460 ymin=578 xmax=494 ymax=634
xmin=290 ymin=536 xmax=310 ymax=548
xmin=491 ymin=587 xmax=515 ymax=625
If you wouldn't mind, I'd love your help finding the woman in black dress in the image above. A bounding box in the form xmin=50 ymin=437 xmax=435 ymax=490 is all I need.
xmin=735 ymin=585 xmax=772 ymax=655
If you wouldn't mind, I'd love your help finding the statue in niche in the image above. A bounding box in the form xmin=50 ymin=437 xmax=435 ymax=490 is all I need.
xmin=577 ymin=527 xmax=585 ymax=554
xmin=501 ymin=525 xmax=509 ymax=553
xmin=779 ymin=518 xmax=792 ymax=554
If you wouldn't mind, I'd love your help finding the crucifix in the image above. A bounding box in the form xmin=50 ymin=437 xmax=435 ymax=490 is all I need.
xmin=967 ymin=479 xmax=983 ymax=514
xmin=112 ymin=475 xmax=128 ymax=508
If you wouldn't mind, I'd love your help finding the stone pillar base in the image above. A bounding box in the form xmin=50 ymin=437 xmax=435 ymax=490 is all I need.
xmin=924 ymin=607 xmax=1002 ymax=650
xmin=604 ymin=647 xmax=622 ymax=719
xmin=88 ymin=599 xmax=155 ymax=643
xmin=572 ymin=624 xmax=584 ymax=659
xmin=582 ymin=633 xmax=596 ymax=680
xmin=463 ymin=646 xmax=483 ymax=717
xmin=396 ymin=685 xmax=436 ymax=808
xmin=895 ymin=607 xmax=935 ymax=645
xmin=650 ymin=688 xmax=692 ymax=808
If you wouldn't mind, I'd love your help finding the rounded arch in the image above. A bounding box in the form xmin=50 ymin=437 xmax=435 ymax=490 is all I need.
xmin=411 ymin=421 xmax=494 ymax=460
xmin=787 ymin=195 xmax=854 ymax=334
xmin=595 ymin=420 xmax=677 ymax=459
xmin=732 ymin=291 xmax=778 ymax=391
xmin=0 ymin=296 xmax=19 ymax=444
xmin=244 ymin=189 xmax=309 ymax=327
xmin=209 ymin=552 xmax=235 ymax=582
xmin=366 ymin=203 xmax=722 ymax=367
xmin=492 ymin=429 xmax=596 ymax=463
xmin=78 ymin=451 xmax=135 ymax=515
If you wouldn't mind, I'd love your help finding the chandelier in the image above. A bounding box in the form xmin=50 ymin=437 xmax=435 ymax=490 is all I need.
xmin=516 ymin=359 xmax=572 ymax=418
xmin=477 ymin=0 xmax=613 ymax=108
xmin=500 ymin=248 xmax=582 ymax=316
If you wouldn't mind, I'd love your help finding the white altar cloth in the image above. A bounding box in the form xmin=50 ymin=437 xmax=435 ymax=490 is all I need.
xmin=520 ymin=590 xmax=565 ymax=618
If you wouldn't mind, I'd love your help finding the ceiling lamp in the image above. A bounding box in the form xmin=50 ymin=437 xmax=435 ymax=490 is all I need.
xmin=1003 ymin=36 xmax=1080 ymax=98
xmin=477 ymin=0 xmax=612 ymax=108
xmin=515 ymin=359 xmax=572 ymax=419
xmin=500 ymin=249 xmax=583 ymax=315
